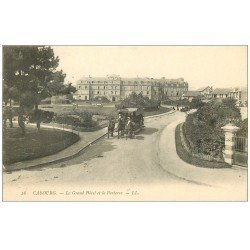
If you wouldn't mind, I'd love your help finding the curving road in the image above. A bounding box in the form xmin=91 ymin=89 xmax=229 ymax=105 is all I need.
xmin=3 ymin=111 xmax=247 ymax=201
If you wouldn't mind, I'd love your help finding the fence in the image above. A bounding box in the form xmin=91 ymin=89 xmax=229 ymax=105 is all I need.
xmin=233 ymin=136 xmax=248 ymax=167
xmin=234 ymin=136 xmax=248 ymax=153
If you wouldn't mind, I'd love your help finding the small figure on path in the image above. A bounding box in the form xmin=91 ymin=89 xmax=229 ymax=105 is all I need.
xmin=126 ymin=117 xmax=134 ymax=139
xmin=18 ymin=107 xmax=26 ymax=136
xmin=107 ymin=119 xmax=115 ymax=138
xmin=3 ymin=106 xmax=13 ymax=129
xmin=117 ymin=114 xmax=125 ymax=139
xmin=34 ymin=109 xmax=42 ymax=131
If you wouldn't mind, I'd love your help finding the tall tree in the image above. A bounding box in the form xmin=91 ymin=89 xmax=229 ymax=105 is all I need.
xmin=3 ymin=46 xmax=66 ymax=132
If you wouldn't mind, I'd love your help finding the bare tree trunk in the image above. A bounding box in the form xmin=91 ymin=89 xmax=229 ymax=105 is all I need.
xmin=9 ymin=98 xmax=13 ymax=128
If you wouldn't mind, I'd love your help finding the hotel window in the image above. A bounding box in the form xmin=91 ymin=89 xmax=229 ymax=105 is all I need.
xmin=97 ymin=91 xmax=100 ymax=94
xmin=85 ymin=86 xmax=87 ymax=89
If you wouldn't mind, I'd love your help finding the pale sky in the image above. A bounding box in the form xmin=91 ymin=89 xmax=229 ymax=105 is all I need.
xmin=52 ymin=46 xmax=247 ymax=90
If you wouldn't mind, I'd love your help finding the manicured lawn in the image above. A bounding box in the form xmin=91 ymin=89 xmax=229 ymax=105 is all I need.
xmin=175 ymin=124 xmax=231 ymax=168
xmin=40 ymin=104 xmax=117 ymax=116
xmin=40 ymin=104 xmax=171 ymax=118
xmin=3 ymin=127 xmax=79 ymax=165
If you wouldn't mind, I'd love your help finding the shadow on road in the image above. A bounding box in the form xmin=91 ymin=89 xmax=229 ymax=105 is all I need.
xmin=140 ymin=127 xmax=158 ymax=135
xmin=135 ymin=136 xmax=144 ymax=140
xmin=25 ymin=139 xmax=116 ymax=171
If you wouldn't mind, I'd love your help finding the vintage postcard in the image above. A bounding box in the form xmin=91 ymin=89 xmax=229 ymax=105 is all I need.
xmin=2 ymin=45 xmax=248 ymax=201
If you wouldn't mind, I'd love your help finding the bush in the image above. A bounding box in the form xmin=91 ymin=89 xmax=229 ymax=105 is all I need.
xmin=116 ymin=92 xmax=160 ymax=111
xmin=162 ymin=98 xmax=190 ymax=107
xmin=29 ymin=109 xmax=54 ymax=123
xmin=190 ymin=97 xmax=204 ymax=109
xmin=180 ymin=107 xmax=190 ymax=112
xmin=183 ymin=98 xmax=241 ymax=159
xmin=53 ymin=111 xmax=98 ymax=129
xmin=93 ymin=96 xmax=110 ymax=103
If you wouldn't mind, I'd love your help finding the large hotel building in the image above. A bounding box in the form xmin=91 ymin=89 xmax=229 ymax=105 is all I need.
xmin=74 ymin=75 xmax=188 ymax=102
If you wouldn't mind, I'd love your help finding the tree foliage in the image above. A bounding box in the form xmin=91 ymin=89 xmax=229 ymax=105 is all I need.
xmin=190 ymin=97 xmax=204 ymax=109
xmin=3 ymin=46 xmax=66 ymax=133
xmin=184 ymin=98 xmax=241 ymax=158
xmin=3 ymin=46 xmax=66 ymax=108
xmin=116 ymin=92 xmax=160 ymax=110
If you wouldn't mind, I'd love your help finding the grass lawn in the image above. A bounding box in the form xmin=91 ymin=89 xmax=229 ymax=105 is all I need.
xmin=3 ymin=127 xmax=79 ymax=165
xmin=175 ymin=124 xmax=231 ymax=168
xmin=40 ymin=104 xmax=171 ymax=118
xmin=144 ymin=106 xmax=172 ymax=117
xmin=40 ymin=104 xmax=117 ymax=116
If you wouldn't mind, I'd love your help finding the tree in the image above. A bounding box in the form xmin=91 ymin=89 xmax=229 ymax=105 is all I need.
xmin=3 ymin=46 xmax=66 ymax=133
xmin=116 ymin=92 xmax=160 ymax=110
xmin=190 ymin=97 xmax=204 ymax=109
xmin=184 ymin=98 xmax=241 ymax=158
xmin=60 ymin=82 xmax=77 ymax=95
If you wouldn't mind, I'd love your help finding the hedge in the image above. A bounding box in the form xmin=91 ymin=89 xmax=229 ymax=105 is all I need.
xmin=183 ymin=98 xmax=241 ymax=159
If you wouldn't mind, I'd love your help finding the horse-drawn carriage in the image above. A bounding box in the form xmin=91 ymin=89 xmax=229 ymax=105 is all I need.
xmin=108 ymin=107 xmax=144 ymax=139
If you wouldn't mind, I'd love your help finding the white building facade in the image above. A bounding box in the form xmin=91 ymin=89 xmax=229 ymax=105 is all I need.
xmin=74 ymin=75 xmax=189 ymax=102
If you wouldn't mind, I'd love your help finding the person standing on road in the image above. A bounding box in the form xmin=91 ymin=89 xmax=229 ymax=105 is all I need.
xmin=18 ymin=107 xmax=26 ymax=136
xmin=126 ymin=117 xmax=134 ymax=139
xmin=3 ymin=106 xmax=13 ymax=129
xmin=108 ymin=118 xmax=115 ymax=138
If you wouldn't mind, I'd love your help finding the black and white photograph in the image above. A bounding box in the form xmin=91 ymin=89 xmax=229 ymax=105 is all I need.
xmin=2 ymin=45 xmax=247 ymax=201
xmin=1 ymin=1 xmax=250 ymax=250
